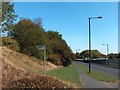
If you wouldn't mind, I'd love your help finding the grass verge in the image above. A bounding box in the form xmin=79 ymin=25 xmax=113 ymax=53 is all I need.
xmin=76 ymin=63 xmax=117 ymax=82
xmin=47 ymin=65 xmax=81 ymax=87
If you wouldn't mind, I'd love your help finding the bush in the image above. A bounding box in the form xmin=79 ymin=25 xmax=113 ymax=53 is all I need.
xmin=2 ymin=37 xmax=19 ymax=51
xmin=47 ymin=54 xmax=62 ymax=65
xmin=62 ymin=57 xmax=72 ymax=67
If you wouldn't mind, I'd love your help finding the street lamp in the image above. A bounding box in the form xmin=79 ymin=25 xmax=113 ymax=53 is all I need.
xmin=88 ymin=16 xmax=102 ymax=73
xmin=103 ymin=44 xmax=109 ymax=65
xmin=38 ymin=45 xmax=46 ymax=76
xmin=103 ymin=44 xmax=109 ymax=56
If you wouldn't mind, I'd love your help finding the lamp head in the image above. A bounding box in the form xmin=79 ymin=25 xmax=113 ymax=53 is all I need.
xmin=97 ymin=16 xmax=102 ymax=19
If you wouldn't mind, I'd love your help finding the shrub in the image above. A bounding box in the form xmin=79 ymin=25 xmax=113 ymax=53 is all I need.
xmin=2 ymin=37 xmax=19 ymax=51
xmin=62 ymin=57 xmax=72 ymax=67
xmin=47 ymin=54 xmax=62 ymax=65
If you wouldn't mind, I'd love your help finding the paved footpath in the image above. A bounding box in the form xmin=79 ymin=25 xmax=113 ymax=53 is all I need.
xmin=72 ymin=62 xmax=118 ymax=88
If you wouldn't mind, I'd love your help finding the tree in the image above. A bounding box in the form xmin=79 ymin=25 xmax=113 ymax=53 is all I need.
xmin=13 ymin=19 xmax=48 ymax=59
xmin=79 ymin=50 xmax=89 ymax=59
xmin=33 ymin=17 xmax=42 ymax=27
xmin=47 ymin=31 xmax=75 ymax=66
xmin=108 ymin=53 xmax=115 ymax=59
xmin=13 ymin=18 xmax=74 ymax=66
xmin=79 ymin=49 xmax=106 ymax=59
xmin=76 ymin=52 xmax=81 ymax=59
xmin=1 ymin=2 xmax=17 ymax=36
xmin=118 ymin=53 xmax=120 ymax=59
xmin=108 ymin=53 xmax=120 ymax=59
xmin=2 ymin=36 xmax=19 ymax=51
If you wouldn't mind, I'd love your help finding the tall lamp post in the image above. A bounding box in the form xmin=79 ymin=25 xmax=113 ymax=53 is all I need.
xmin=103 ymin=44 xmax=109 ymax=57
xmin=38 ymin=45 xmax=46 ymax=76
xmin=88 ymin=16 xmax=102 ymax=73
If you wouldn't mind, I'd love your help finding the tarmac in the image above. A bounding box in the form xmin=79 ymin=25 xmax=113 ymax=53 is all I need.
xmin=72 ymin=62 xmax=118 ymax=88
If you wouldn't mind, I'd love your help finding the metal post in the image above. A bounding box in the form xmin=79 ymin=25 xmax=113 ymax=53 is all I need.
xmin=44 ymin=45 xmax=46 ymax=76
xmin=106 ymin=44 xmax=109 ymax=65
xmin=103 ymin=44 xmax=109 ymax=56
xmin=88 ymin=16 xmax=102 ymax=73
xmin=37 ymin=45 xmax=46 ymax=76
xmin=89 ymin=18 xmax=91 ymax=73
xmin=107 ymin=44 xmax=109 ymax=55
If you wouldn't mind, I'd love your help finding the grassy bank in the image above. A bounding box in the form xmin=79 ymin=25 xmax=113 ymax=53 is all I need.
xmin=76 ymin=63 xmax=117 ymax=82
xmin=47 ymin=65 xmax=81 ymax=87
xmin=3 ymin=46 xmax=81 ymax=88
xmin=2 ymin=46 xmax=57 ymax=75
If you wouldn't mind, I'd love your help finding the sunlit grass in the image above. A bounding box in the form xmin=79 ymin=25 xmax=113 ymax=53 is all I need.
xmin=47 ymin=65 xmax=82 ymax=87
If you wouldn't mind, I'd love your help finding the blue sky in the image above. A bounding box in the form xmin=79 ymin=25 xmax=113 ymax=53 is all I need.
xmin=14 ymin=2 xmax=118 ymax=54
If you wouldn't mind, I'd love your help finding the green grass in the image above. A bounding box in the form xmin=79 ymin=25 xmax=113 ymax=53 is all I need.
xmin=76 ymin=63 xmax=117 ymax=82
xmin=47 ymin=65 xmax=81 ymax=87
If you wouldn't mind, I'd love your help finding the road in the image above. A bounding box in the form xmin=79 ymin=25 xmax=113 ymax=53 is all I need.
xmin=76 ymin=61 xmax=118 ymax=79
xmin=72 ymin=61 xmax=118 ymax=88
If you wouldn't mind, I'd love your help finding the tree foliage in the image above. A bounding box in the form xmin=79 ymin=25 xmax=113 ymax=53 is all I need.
xmin=2 ymin=37 xmax=19 ymax=51
xmin=13 ymin=19 xmax=47 ymax=59
xmin=12 ymin=19 xmax=74 ymax=66
xmin=108 ymin=53 xmax=120 ymax=59
xmin=1 ymin=2 xmax=74 ymax=66
xmin=76 ymin=49 xmax=107 ymax=59
xmin=1 ymin=2 xmax=17 ymax=36
xmin=47 ymin=31 xmax=75 ymax=66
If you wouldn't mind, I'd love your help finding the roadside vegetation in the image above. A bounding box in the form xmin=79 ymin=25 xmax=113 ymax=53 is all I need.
xmin=47 ymin=65 xmax=82 ymax=87
xmin=76 ymin=63 xmax=117 ymax=82
xmin=76 ymin=50 xmax=107 ymax=59
xmin=2 ymin=46 xmax=76 ymax=88
xmin=7 ymin=75 xmax=74 ymax=88
xmin=76 ymin=49 xmax=120 ymax=60
xmin=2 ymin=46 xmax=57 ymax=74
xmin=2 ymin=19 xmax=75 ymax=67
xmin=2 ymin=2 xmax=75 ymax=67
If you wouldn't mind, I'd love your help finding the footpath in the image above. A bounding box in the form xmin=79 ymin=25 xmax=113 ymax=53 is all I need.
xmin=72 ymin=62 xmax=118 ymax=88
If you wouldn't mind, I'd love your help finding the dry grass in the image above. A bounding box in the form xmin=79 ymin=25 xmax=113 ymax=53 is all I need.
xmin=7 ymin=74 xmax=75 ymax=88
xmin=2 ymin=46 xmax=57 ymax=74
xmin=2 ymin=60 xmax=27 ymax=88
